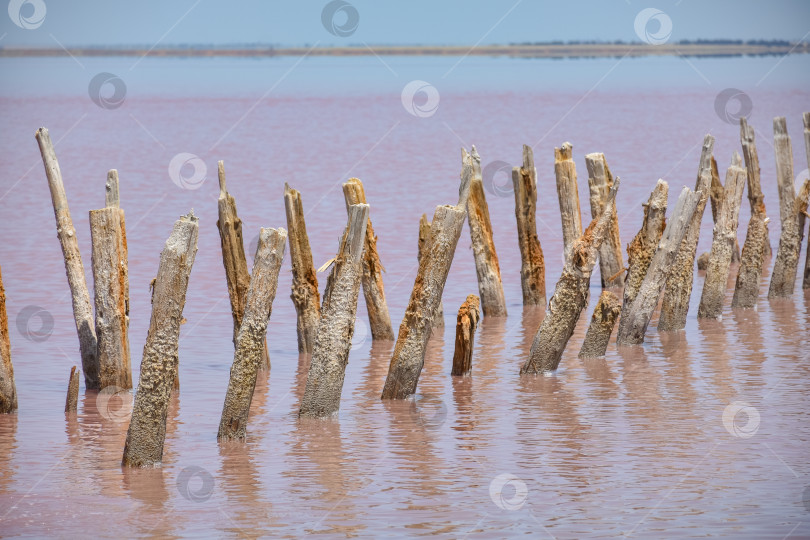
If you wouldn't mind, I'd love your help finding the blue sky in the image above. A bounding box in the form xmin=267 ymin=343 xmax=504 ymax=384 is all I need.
xmin=1 ymin=0 xmax=809 ymax=48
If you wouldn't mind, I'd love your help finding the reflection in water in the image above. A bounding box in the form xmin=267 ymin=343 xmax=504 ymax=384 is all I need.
xmin=0 ymin=413 xmax=18 ymax=499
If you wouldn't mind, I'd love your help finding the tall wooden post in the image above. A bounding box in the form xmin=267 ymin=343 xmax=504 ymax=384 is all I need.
xmin=769 ymin=117 xmax=801 ymax=298
xmin=585 ymin=152 xmax=624 ymax=289
xmin=512 ymin=145 xmax=546 ymax=305
xmin=0 ymin=266 xmax=17 ymax=413
xmin=554 ymin=142 xmax=583 ymax=256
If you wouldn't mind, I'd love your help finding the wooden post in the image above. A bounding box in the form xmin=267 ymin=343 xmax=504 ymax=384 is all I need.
xmin=658 ymin=135 xmax=715 ymax=331
xmin=617 ymin=186 xmax=702 ymax=345
xmin=35 ymin=127 xmax=99 ymax=389
xmin=520 ymin=178 xmax=621 ymax=374
xmin=451 ymin=295 xmax=480 ymax=376
xmin=418 ymin=214 xmax=444 ymax=327
xmin=467 ymin=147 xmax=508 ymax=317
xmin=299 ymin=205 xmax=368 ymax=417
xmin=512 ymin=145 xmax=546 ymax=305
xmin=284 ymin=183 xmax=321 ymax=354
xmin=621 ymin=180 xmax=668 ymax=320
xmin=768 ymin=117 xmax=801 ymax=298
xmin=218 ymin=228 xmax=287 ymax=439
xmin=217 ymin=162 xmax=270 ymax=369
xmin=698 ymin=154 xmax=747 ymax=318
xmin=740 ymin=118 xmax=771 ymax=256
xmin=803 ymin=112 xmax=810 ymax=290
xmin=105 ymin=169 xmax=120 ymax=208
xmin=585 ymin=152 xmax=624 ymax=288
xmin=578 ymin=290 xmax=621 ymax=358
xmin=708 ymin=157 xmax=742 ymax=263
xmin=554 ymin=142 xmax=583 ymax=256
xmin=342 ymin=178 xmax=395 ymax=340
xmin=65 ymin=366 xmax=79 ymax=413
xmin=381 ymin=151 xmax=472 ymax=399
xmin=0 ymin=266 xmax=17 ymax=414
xmin=122 ymin=212 xmax=199 ymax=467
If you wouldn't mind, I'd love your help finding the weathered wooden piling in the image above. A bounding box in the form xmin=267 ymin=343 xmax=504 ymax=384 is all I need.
xmin=698 ymin=154 xmax=747 ymax=318
xmin=65 ymin=366 xmax=79 ymax=413
xmin=578 ymin=290 xmax=621 ymax=358
xmin=768 ymin=117 xmax=802 ymax=298
xmin=803 ymin=112 xmax=810 ymax=290
xmin=35 ymin=127 xmax=99 ymax=389
xmin=217 ymin=162 xmax=270 ymax=369
xmin=218 ymin=228 xmax=287 ymax=439
xmin=451 ymin=295 xmax=480 ymax=376
xmin=512 ymin=144 xmax=546 ymax=304
xmin=284 ymin=183 xmax=321 ymax=354
xmin=381 ymin=152 xmax=472 ymax=399
xmin=520 ymin=178 xmax=620 ymax=374
xmin=122 ymin=212 xmax=199 ymax=467
xmin=617 ymin=186 xmax=702 ymax=345
xmin=418 ymin=214 xmax=444 ymax=327
xmin=741 ymin=118 xmax=771 ymax=256
xmin=299 ymin=205 xmax=368 ymax=417
xmin=554 ymin=142 xmax=583 ymax=255
xmin=708 ymin=157 xmax=741 ymax=263
xmin=342 ymin=178 xmax=395 ymax=340
xmin=0 ymin=266 xmax=17 ymax=414
xmin=467 ymin=147 xmax=508 ymax=317
xmin=585 ymin=152 xmax=624 ymax=289
xmin=621 ymin=180 xmax=668 ymax=320
xmin=658 ymin=135 xmax=714 ymax=331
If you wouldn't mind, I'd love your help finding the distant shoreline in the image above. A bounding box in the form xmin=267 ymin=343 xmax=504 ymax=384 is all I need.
xmin=1 ymin=42 xmax=808 ymax=59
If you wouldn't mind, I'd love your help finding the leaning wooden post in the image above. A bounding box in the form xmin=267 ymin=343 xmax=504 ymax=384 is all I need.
xmin=451 ymin=295 xmax=480 ymax=376
xmin=512 ymin=145 xmax=546 ymax=305
xmin=35 ymin=127 xmax=99 ymax=389
xmin=342 ymin=178 xmax=395 ymax=340
xmin=122 ymin=212 xmax=199 ymax=467
xmin=554 ymin=142 xmax=583 ymax=256
xmin=0 ymin=266 xmax=17 ymax=414
xmin=284 ymin=183 xmax=321 ymax=354
xmin=585 ymin=152 xmax=624 ymax=289
xmin=65 ymin=366 xmax=79 ymax=414
xmin=418 ymin=214 xmax=444 ymax=327
xmin=803 ymin=112 xmax=810 ymax=290
xmin=658 ymin=135 xmax=714 ymax=331
xmin=520 ymin=178 xmax=620 ymax=374
xmin=218 ymin=228 xmax=287 ymax=439
xmin=381 ymin=152 xmax=472 ymax=399
xmin=299 ymin=205 xmax=368 ymax=417
xmin=740 ymin=117 xmax=771 ymax=257
xmin=578 ymin=290 xmax=621 ymax=358
xmin=768 ymin=117 xmax=801 ymax=298
xmin=698 ymin=154 xmax=747 ymax=318
xmin=467 ymin=146 xmax=508 ymax=316
xmin=621 ymin=180 xmax=668 ymax=320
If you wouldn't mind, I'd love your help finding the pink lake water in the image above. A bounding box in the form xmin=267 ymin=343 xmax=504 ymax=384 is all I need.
xmin=1 ymin=55 xmax=809 ymax=538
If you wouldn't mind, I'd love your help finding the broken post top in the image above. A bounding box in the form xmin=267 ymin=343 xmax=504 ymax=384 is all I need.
xmin=699 ymin=134 xmax=716 ymax=174
xmin=774 ymin=116 xmax=788 ymax=136
xmin=731 ymin=151 xmax=743 ymax=169
xmin=521 ymin=144 xmax=534 ymax=173
xmin=567 ymin=176 xmax=621 ymax=275
xmin=345 ymin=204 xmax=370 ymax=261
xmin=458 ymin=148 xmax=474 ymax=209
xmin=218 ymin=160 xmax=227 ymax=198
xmin=342 ymin=178 xmax=368 ymax=211
xmin=105 ymin=169 xmax=120 ymax=208
xmin=740 ymin=117 xmax=755 ymax=143
xmin=555 ymin=142 xmax=574 ymax=161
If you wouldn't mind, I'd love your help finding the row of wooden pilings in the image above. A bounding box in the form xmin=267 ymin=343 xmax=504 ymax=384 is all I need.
xmin=1 ymin=112 xmax=809 ymax=467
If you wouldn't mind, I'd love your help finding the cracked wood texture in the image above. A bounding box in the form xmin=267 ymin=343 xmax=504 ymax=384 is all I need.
xmin=451 ymin=295 xmax=480 ymax=376
xmin=554 ymin=142 xmax=583 ymax=256
xmin=342 ymin=178 xmax=395 ymax=340
xmin=803 ymin=112 xmax=810 ymax=289
xmin=512 ymin=144 xmax=546 ymax=305
xmin=578 ymin=290 xmax=621 ymax=358
xmin=65 ymin=366 xmax=79 ymax=413
xmin=617 ymin=186 xmax=701 ymax=345
xmin=122 ymin=212 xmax=198 ymax=467
xmin=0 ymin=266 xmax=17 ymax=413
xmin=36 ymin=127 xmax=99 ymax=389
xmin=708 ymin=156 xmax=742 ymax=263
xmin=299 ymin=205 xmax=368 ymax=418
xmin=381 ymin=152 xmax=472 ymax=399
xmin=768 ymin=117 xmax=801 ymax=298
xmin=585 ymin=152 xmax=624 ymax=289
xmin=467 ymin=147 xmax=507 ymax=317
xmin=418 ymin=214 xmax=444 ymax=328
xmin=218 ymin=228 xmax=287 ymax=439
xmin=521 ymin=178 xmax=620 ymax=374
xmin=284 ymin=183 xmax=321 ymax=354
xmin=658 ymin=135 xmax=714 ymax=331
xmin=698 ymin=154 xmax=747 ymax=319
